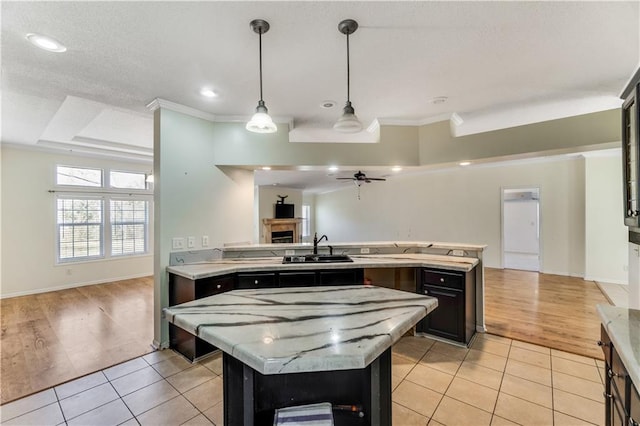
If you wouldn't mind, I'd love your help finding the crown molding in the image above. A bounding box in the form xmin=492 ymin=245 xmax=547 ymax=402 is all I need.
xmin=146 ymin=98 xmax=218 ymax=122
xmin=146 ymin=98 xmax=294 ymax=129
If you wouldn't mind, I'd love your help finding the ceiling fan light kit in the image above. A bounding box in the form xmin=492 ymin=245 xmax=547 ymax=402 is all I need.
xmin=246 ymin=19 xmax=277 ymax=134
xmin=334 ymin=19 xmax=363 ymax=133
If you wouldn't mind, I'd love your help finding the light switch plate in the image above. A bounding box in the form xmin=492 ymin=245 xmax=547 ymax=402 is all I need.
xmin=360 ymin=248 xmax=370 ymax=254
xmin=202 ymin=236 xmax=209 ymax=247
xmin=452 ymin=249 xmax=465 ymax=256
xmin=172 ymin=237 xmax=185 ymax=250
xmin=187 ymin=236 xmax=196 ymax=248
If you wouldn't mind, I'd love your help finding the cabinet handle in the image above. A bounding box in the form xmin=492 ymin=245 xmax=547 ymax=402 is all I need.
xmin=216 ymin=284 xmax=221 ymax=289
xmin=254 ymin=280 xmax=259 ymax=284
xmin=440 ymin=278 xmax=445 ymax=283
xmin=597 ymin=340 xmax=608 ymax=347
xmin=603 ymin=391 xmax=613 ymax=399
xmin=607 ymin=369 xmax=622 ymax=379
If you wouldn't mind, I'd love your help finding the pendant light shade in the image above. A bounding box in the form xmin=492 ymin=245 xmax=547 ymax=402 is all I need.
xmin=334 ymin=19 xmax=362 ymax=133
xmin=247 ymin=19 xmax=277 ymax=134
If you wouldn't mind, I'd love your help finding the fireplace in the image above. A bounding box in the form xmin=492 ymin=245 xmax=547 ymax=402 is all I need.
xmin=262 ymin=218 xmax=302 ymax=244
xmin=271 ymin=230 xmax=294 ymax=244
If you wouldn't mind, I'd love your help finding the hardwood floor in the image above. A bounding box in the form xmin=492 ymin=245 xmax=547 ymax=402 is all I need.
xmin=0 ymin=277 xmax=154 ymax=404
xmin=484 ymin=267 xmax=610 ymax=360
xmin=0 ymin=268 xmax=610 ymax=405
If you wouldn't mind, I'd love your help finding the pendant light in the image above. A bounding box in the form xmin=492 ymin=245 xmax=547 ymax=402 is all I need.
xmin=246 ymin=19 xmax=277 ymax=134
xmin=334 ymin=19 xmax=362 ymax=133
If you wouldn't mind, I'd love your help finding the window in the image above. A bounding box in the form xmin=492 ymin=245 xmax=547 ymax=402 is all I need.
xmin=56 ymin=166 xmax=102 ymax=187
xmin=55 ymin=165 xmax=151 ymax=263
xmin=302 ymin=204 xmax=311 ymax=237
xmin=57 ymin=198 xmax=104 ymax=261
xmin=111 ymin=199 xmax=148 ymax=256
xmin=110 ymin=171 xmax=147 ymax=190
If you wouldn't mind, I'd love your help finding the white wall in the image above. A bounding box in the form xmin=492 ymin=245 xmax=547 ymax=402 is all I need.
xmin=154 ymin=109 xmax=255 ymax=347
xmin=316 ymin=157 xmax=587 ymax=276
xmin=584 ymin=152 xmax=628 ymax=284
xmin=257 ymin=186 xmax=303 ymax=242
xmin=1 ymin=146 xmax=153 ymax=297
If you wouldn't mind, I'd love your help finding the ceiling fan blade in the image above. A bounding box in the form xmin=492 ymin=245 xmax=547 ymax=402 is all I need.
xmin=367 ymin=178 xmax=386 ymax=181
xmin=336 ymin=177 xmax=355 ymax=180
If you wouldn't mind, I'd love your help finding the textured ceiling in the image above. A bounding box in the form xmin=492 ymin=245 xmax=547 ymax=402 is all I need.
xmin=1 ymin=1 xmax=638 ymax=189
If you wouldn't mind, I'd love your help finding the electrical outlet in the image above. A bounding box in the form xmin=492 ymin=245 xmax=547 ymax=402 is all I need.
xmin=360 ymin=247 xmax=370 ymax=254
xmin=172 ymin=237 xmax=185 ymax=250
xmin=452 ymin=249 xmax=465 ymax=256
xmin=187 ymin=236 xmax=196 ymax=248
xmin=202 ymin=236 xmax=209 ymax=247
xmin=285 ymin=250 xmax=295 ymax=256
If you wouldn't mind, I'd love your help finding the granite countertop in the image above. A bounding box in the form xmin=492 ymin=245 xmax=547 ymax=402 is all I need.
xmin=163 ymin=285 xmax=438 ymax=375
xmin=167 ymin=253 xmax=480 ymax=280
xmin=597 ymin=304 xmax=640 ymax=386
xmin=222 ymin=241 xmax=487 ymax=252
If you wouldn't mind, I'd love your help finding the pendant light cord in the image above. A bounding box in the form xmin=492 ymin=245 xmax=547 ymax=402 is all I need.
xmin=346 ymin=31 xmax=351 ymax=103
xmin=259 ymin=30 xmax=264 ymax=102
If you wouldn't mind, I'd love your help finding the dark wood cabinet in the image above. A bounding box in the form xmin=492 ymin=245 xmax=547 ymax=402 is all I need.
xmin=416 ymin=268 xmax=476 ymax=345
xmin=169 ymin=274 xmax=234 ymax=361
xmin=601 ymin=324 xmax=639 ymax=426
xmin=278 ymin=271 xmax=317 ymax=287
xmin=622 ymin=81 xmax=640 ymax=228
xmin=236 ymin=272 xmax=276 ymax=289
xmin=318 ymin=269 xmax=364 ymax=286
xmin=631 ymin=382 xmax=639 ymax=426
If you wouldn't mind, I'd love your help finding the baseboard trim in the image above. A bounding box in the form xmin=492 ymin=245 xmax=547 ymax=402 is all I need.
xmin=584 ymin=276 xmax=628 ymax=285
xmin=0 ymin=272 xmax=153 ymax=299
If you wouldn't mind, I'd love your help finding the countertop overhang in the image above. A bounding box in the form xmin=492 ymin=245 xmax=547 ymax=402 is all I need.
xmin=168 ymin=253 xmax=479 ymax=281
xmin=163 ymin=285 xmax=438 ymax=375
xmin=597 ymin=304 xmax=640 ymax=386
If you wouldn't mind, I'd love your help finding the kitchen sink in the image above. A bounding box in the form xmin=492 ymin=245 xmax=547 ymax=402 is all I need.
xmin=282 ymin=254 xmax=353 ymax=263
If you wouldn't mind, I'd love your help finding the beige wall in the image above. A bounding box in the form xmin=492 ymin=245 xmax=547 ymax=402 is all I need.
xmin=0 ymin=146 xmax=153 ymax=297
xmin=153 ymin=109 xmax=255 ymax=347
xmin=584 ymin=153 xmax=628 ymax=283
xmin=315 ymin=157 xmax=589 ymax=277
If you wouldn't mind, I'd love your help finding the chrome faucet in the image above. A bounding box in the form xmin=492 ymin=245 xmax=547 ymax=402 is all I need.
xmin=313 ymin=232 xmax=328 ymax=254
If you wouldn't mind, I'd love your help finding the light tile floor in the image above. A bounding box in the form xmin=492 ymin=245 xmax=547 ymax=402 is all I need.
xmin=0 ymin=333 xmax=605 ymax=425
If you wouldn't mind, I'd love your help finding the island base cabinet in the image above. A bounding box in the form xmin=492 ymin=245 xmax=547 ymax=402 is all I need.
xmin=223 ymin=349 xmax=391 ymax=426
xmin=601 ymin=324 xmax=638 ymax=426
xmin=416 ymin=268 xmax=476 ymax=345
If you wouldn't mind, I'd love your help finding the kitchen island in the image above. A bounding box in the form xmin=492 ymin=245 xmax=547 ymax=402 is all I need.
xmin=164 ymin=285 xmax=438 ymax=426
xmin=166 ymin=241 xmax=485 ymax=360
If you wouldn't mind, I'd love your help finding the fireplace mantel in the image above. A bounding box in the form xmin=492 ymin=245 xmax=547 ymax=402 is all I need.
xmin=262 ymin=218 xmax=302 ymax=244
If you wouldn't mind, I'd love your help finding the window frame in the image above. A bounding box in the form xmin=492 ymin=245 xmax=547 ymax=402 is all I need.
xmin=54 ymin=164 xmax=153 ymax=265
xmin=56 ymin=196 xmax=105 ymax=263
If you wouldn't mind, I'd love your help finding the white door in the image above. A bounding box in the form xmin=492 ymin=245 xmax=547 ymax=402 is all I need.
xmin=502 ymin=188 xmax=540 ymax=271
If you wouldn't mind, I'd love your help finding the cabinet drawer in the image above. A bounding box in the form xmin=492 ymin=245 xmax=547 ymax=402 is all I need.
xmin=611 ymin=347 xmax=628 ymax=401
xmin=236 ymin=273 xmax=277 ymax=289
xmin=600 ymin=324 xmax=613 ymax=365
xmin=422 ymin=269 xmax=464 ymax=290
xmin=279 ymin=271 xmax=316 ymax=287
xmin=196 ymin=276 xmax=235 ymax=299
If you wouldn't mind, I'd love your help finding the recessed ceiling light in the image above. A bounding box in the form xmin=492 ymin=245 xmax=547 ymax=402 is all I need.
xmin=261 ymin=166 xmax=271 ymax=171
xmin=459 ymin=161 xmax=471 ymax=166
xmin=199 ymin=88 xmax=217 ymax=98
xmin=328 ymin=166 xmax=339 ymax=172
xmin=26 ymin=33 xmax=67 ymax=53
xmin=429 ymin=96 xmax=448 ymax=105
xmin=391 ymin=166 xmax=402 ymax=172
xmin=320 ymin=100 xmax=336 ymax=109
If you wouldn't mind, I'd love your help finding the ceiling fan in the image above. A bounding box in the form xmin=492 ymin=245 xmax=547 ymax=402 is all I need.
xmin=336 ymin=170 xmax=387 ymax=184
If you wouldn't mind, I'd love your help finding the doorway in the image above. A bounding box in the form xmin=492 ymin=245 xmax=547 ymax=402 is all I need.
xmin=502 ymin=188 xmax=540 ymax=271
